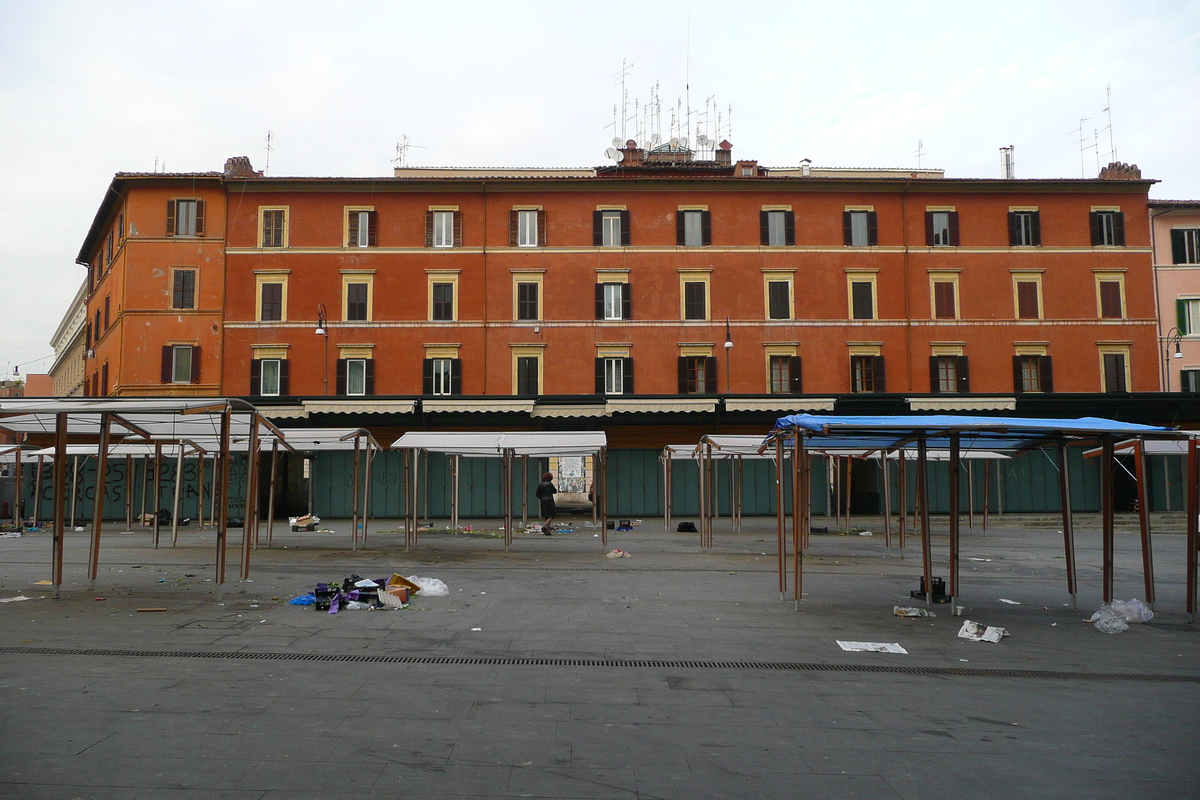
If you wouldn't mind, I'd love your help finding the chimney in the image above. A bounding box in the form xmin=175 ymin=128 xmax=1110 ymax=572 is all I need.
xmin=800 ymin=158 xmax=812 ymax=177
xmin=223 ymin=156 xmax=262 ymax=178
xmin=619 ymin=139 xmax=645 ymax=167
xmin=1098 ymin=161 xmax=1141 ymax=180
xmin=715 ymin=139 xmax=733 ymax=167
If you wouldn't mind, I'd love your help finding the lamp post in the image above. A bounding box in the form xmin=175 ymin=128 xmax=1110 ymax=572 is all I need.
xmin=724 ymin=317 xmax=733 ymax=394
xmin=1163 ymin=327 xmax=1184 ymax=391
xmin=315 ymin=303 xmax=329 ymax=396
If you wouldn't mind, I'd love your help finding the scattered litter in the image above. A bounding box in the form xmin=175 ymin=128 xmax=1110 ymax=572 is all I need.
xmin=289 ymin=593 xmax=316 ymax=606
xmin=93 ymin=597 xmax=105 ymax=601
xmin=837 ymin=641 xmax=907 ymax=654
xmin=999 ymin=599 xmax=1021 ymax=605
xmin=288 ymin=514 xmax=320 ymax=532
xmin=1110 ymin=598 xmax=1154 ymax=623
xmin=957 ymin=620 xmax=1009 ymax=643
xmin=858 ymin=531 xmax=872 ymax=536
xmin=406 ymin=576 xmax=449 ymax=597
xmin=1051 ymin=623 xmax=1057 ymax=627
xmin=911 ymin=576 xmax=950 ymax=603
xmin=137 ymin=608 xmax=168 ymax=613
xmin=606 ymin=548 xmax=631 ymax=559
xmin=0 ymin=531 xmax=22 ymax=538
xmin=74 ymin=526 xmax=84 ymax=532
xmin=0 ymin=595 xmax=31 ymax=603
xmin=967 ymin=558 xmax=992 ymax=562
xmin=960 ymin=659 xmax=969 ymax=662
xmin=471 ymin=627 xmax=482 ymax=631
xmin=354 ymin=578 xmax=378 ymax=588
xmin=893 ymin=606 xmax=935 ymax=618
xmin=34 ymin=580 xmax=52 ymax=586
xmin=1088 ymin=605 xmax=1128 ymax=634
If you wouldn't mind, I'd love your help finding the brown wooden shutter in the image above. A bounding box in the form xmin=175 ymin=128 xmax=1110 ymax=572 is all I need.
xmin=166 ymin=200 xmax=176 ymax=237
xmin=677 ymin=357 xmax=689 ymax=394
xmin=104 ymin=296 xmax=110 ymax=329
xmin=161 ymin=346 xmax=172 ymax=383
xmin=957 ymin=355 xmax=970 ymax=393
xmin=1039 ymin=356 xmax=1053 ymax=393
xmin=1099 ymin=282 xmax=1122 ymax=318
xmin=789 ymin=356 xmax=802 ymax=394
xmin=508 ymin=210 xmax=519 ymax=247
xmin=620 ymin=210 xmax=630 ymax=245
xmin=1017 ymin=282 xmax=1038 ymax=319
xmin=842 ymin=211 xmax=853 ymax=246
xmin=621 ymin=283 xmax=632 ymax=320
xmin=537 ymin=209 xmax=546 ymax=246
xmin=422 ymin=359 xmax=433 ymax=395
xmin=929 ymin=356 xmax=941 ymax=393
xmin=595 ymin=284 xmax=604 ymax=319
xmin=347 ymin=210 xmax=359 ymax=246
xmin=279 ymin=360 xmax=290 ymax=395
xmin=623 ymin=358 xmax=634 ymax=394
xmin=948 ymin=211 xmax=960 ymax=246
xmin=250 ymin=359 xmax=261 ymax=394
xmin=367 ymin=211 xmax=377 ymax=247
xmin=784 ymin=211 xmax=796 ymax=246
xmin=593 ymin=210 xmax=603 ymax=246
xmin=425 ymin=211 xmax=434 ymax=247
xmin=451 ymin=358 xmax=462 ymax=395
xmin=452 ymin=211 xmax=462 ymax=246
xmin=190 ymin=346 xmax=201 ymax=384
xmin=595 ymin=358 xmax=605 ymax=394
xmin=675 ymin=212 xmax=686 ymax=245
xmin=336 ymin=359 xmax=347 ymax=395
xmin=873 ymin=355 xmax=886 ymax=393
xmin=194 ymin=200 xmax=205 ymax=236
xmin=867 ymin=211 xmax=878 ymax=245
xmin=759 ymin=211 xmax=770 ymax=246
xmin=1012 ymin=356 xmax=1025 ymax=394
xmin=701 ymin=211 xmax=712 ymax=246
xmin=924 ymin=211 xmax=935 ymax=246
xmin=1030 ymin=211 xmax=1041 ymax=245
xmin=1008 ymin=212 xmax=1019 ymax=246
xmin=1113 ymin=212 xmax=1125 ymax=246
xmin=705 ymin=356 xmax=718 ymax=393
xmin=1089 ymin=211 xmax=1101 ymax=246
xmin=364 ymin=359 xmax=375 ymax=395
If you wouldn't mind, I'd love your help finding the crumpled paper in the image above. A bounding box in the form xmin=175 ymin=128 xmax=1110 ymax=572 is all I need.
xmin=957 ymin=620 xmax=1009 ymax=643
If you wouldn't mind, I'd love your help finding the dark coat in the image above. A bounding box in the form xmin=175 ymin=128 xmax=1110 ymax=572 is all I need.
xmin=535 ymin=480 xmax=557 ymax=517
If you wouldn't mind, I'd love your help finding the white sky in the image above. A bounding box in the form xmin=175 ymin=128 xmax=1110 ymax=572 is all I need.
xmin=2 ymin=0 xmax=1198 ymax=381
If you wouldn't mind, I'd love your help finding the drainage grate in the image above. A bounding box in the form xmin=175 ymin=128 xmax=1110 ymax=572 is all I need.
xmin=0 ymin=646 xmax=1195 ymax=683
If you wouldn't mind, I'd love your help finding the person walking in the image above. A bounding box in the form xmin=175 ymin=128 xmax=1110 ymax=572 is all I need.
xmin=535 ymin=472 xmax=557 ymax=535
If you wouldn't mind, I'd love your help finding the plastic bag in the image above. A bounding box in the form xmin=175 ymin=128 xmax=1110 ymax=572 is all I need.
xmin=1110 ymin=598 xmax=1154 ymax=623
xmin=1089 ymin=604 xmax=1129 ymax=634
xmin=406 ymin=576 xmax=449 ymax=597
xmin=343 ymin=600 xmax=374 ymax=611
xmin=288 ymin=593 xmax=315 ymax=606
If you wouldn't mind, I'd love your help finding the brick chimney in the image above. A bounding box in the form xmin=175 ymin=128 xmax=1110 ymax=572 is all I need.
xmin=1098 ymin=161 xmax=1141 ymax=180
xmin=223 ymin=156 xmax=262 ymax=178
xmin=715 ymin=139 xmax=733 ymax=167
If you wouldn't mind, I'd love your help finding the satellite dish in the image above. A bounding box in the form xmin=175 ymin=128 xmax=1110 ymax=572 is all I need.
xmin=614 ymin=150 xmax=625 ymax=162
xmin=640 ymin=141 xmax=649 ymax=150
xmin=680 ymin=137 xmax=689 ymax=149
xmin=604 ymin=147 xmax=619 ymax=160
xmin=669 ymin=137 xmax=680 ymax=148
xmin=612 ymin=137 xmax=622 ymax=148
xmin=696 ymin=134 xmax=709 ymax=146
xmin=651 ymin=133 xmax=661 ymax=145
xmin=625 ymin=139 xmax=637 ymax=148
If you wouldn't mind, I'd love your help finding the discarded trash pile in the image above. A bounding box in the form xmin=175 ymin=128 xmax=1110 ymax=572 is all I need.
xmin=289 ymin=573 xmax=448 ymax=614
xmin=289 ymin=515 xmax=320 ymax=532
xmin=1088 ymin=598 xmax=1154 ymax=634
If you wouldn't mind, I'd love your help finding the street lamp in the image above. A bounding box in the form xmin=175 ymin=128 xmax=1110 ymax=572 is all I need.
xmin=1163 ymin=327 xmax=1184 ymax=391
xmin=315 ymin=303 xmax=329 ymax=396
xmin=724 ymin=317 xmax=733 ymax=394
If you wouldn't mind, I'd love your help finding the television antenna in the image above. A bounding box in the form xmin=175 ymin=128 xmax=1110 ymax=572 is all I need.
xmin=1101 ymin=84 xmax=1117 ymax=163
xmin=913 ymin=140 xmax=924 ymax=169
xmin=1071 ymin=118 xmax=1094 ymax=177
xmin=612 ymin=58 xmax=634 ymax=142
xmin=392 ymin=134 xmax=425 ymax=168
xmin=264 ymin=130 xmax=273 ymax=176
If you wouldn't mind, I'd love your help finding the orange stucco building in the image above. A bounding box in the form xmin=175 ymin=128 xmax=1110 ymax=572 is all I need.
xmin=77 ymin=150 xmax=1160 ymax=409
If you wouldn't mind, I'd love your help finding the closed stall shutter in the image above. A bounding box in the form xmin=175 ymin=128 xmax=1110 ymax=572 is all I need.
xmin=250 ymin=359 xmax=262 ymax=394
xmin=789 ymin=356 xmax=802 ymax=394
xmin=623 ymin=358 xmax=634 ymax=394
xmin=336 ymin=359 xmax=347 ymax=395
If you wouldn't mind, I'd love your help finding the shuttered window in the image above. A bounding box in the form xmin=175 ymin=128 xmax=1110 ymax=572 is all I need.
xmin=261 ymin=209 xmax=285 ymax=247
xmin=1090 ymin=211 xmax=1125 ymax=246
xmin=767 ymin=281 xmax=791 ymax=320
xmin=933 ymin=281 xmax=957 ymax=319
xmin=1008 ymin=211 xmax=1041 ymax=246
xmin=516 ymin=282 xmax=539 ymax=321
xmin=1016 ymin=281 xmax=1040 ymax=319
xmin=345 ymin=283 xmax=368 ymax=321
xmin=926 ymin=211 xmax=959 ymax=247
xmin=168 ymin=199 xmax=204 ymax=237
xmin=930 ymin=356 xmax=970 ymax=394
xmin=429 ymin=210 xmax=460 ymax=247
xmin=1171 ymin=229 xmax=1200 ymax=264
xmin=684 ymin=282 xmax=707 ymax=320
xmin=596 ymin=210 xmax=629 ymax=246
xmin=1178 ymin=298 xmax=1200 ymax=335
xmin=1102 ymin=353 xmax=1127 ymax=393
xmin=162 ymin=345 xmax=198 ymax=384
xmin=761 ymin=210 xmax=794 ymax=246
xmin=850 ymin=281 xmax=874 ymax=320
xmin=260 ymin=359 xmax=281 ymax=396
xmin=1099 ymin=281 xmax=1123 ymax=319
xmin=347 ymin=210 xmax=377 ymax=247
xmin=432 ymin=283 xmax=454 ymax=321
xmin=516 ymin=356 xmax=539 ymax=395
xmin=260 ymin=283 xmax=283 ymax=321
xmin=172 ymin=269 xmax=196 ymax=310
xmin=678 ymin=356 xmax=717 ymax=394
xmin=1013 ymin=355 xmax=1053 ymax=394
xmin=678 ymin=210 xmax=711 ymax=246
xmin=851 ymin=355 xmax=885 ymax=393
xmin=844 ymin=211 xmax=878 ymax=247
xmin=513 ymin=209 xmax=543 ymax=247
xmin=769 ymin=356 xmax=803 ymax=394
xmin=596 ymin=283 xmax=630 ymax=321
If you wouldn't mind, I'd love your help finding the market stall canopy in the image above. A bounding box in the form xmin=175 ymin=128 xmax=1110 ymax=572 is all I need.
xmin=392 ymin=431 xmax=606 ymax=457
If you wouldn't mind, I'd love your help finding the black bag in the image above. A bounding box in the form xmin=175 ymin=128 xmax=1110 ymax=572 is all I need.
xmin=677 ymin=521 xmax=698 ymax=532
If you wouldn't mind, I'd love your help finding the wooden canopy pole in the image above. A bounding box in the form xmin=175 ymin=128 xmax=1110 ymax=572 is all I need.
xmin=412 ymin=448 xmax=421 ymax=548
xmin=1057 ymin=442 xmax=1078 ymax=611
xmin=844 ymin=457 xmax=853 ymax=534
xmin=948 ymin=432 xmax=961 ymax=612
xmin=982 ymin=459 xmax=990 ymax=531
xmin=697 ymin=443 xmax=707 ymax=548
xmin=170 ymin=446 xmax=184 ymax=546
xmin=51 ymin=413 xmax=68 ymax=597
xmin=918 ymin=436 xmax=933 ymax=604
xmin=210 ymin=453 xmax=219 ymax=530
xmin=266 ymin=439 xmax=279 ymax=547
xmin=502 ymin=449 xmax=512 ymax=549
xmin=87 ymin=413 xmax=111 ymax=589
xmin=598 ymin=447 xmax=608 ymax=548
xmin=123 ymin=454 xmax=132 ymax=530
xmin=967 ymin=460 xmax=974 ymax=530
xmin=801 ymin=443 xmax=812 ymax=552
xmin=451 ymin=454 xmax=459 ymax=532
xmin=241 ymin=420 xmax=260 ymax=578
xmin=663 ymin=453 xmax=672 ymax=532
xmin=881 ymin=452 xmax=892 ymax=551
xmin=1101 ymin=436 xmax=1116 ymax=604
xmin=69 ymin=455 xmax=80 ymax=529
xmin=1185 ymin=437 xmax=1198 ymax=622
xmin=351 ymin=434 xmax=362 ymax=551
xmin=152 ymin=443 xmax=162 ymax=549
xmin=215 ymin=406 xmax=232 ymax=587
xmin=403 ymin=449 xmax=412 ymax=550
xmin=520 ymin=454 xmax=528 ymax=528
xmin=361 ymin=440 xmax=373 ymax=547
xmin=775 ymin=434 xmax=785 ymax=598
xmin=13 ymin=444 xmax=22 ymax=527
xmin=1134 ymin=440 xmax=1156 ymax=608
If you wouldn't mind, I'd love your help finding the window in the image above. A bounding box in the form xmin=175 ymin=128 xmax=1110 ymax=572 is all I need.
xmin=337 ymin=358 xmax=374 ymax=396
xmin=1181 ymin=369 xmax=1200 ymax=393
xmin=1171 ymin=229 xmax=1200 ymax=264
xmin=677 ymin=356 xmax=716 ymax=394
xmin=260 ymin=208 xmax=286 ymax=248
xmin=101 ymin=362 xmax=108 ymax=396
xmin=432 ymin=283 xmax=454 ymax=321
xmin=105 ymin=233 xmax=114 ymax=266
xmin=161 ymin=345 xmax=198 ymax=384
xmin=255 ymin=359 xmax=283 ymax=396
xmin=104 ymin=296 xmax=111 ymax=330
xmin=428 ymin=209 xmax=460 ymax=248
xmin=761 ymin=210 xmax=795 ymax=246
xmin=345 ymin=283 xmax=369 ymax=321
xmin=260 ymin=283 xmax=283 ymax=321
xmin=594 ymin=210 xmax=630 ymax=246
xmin=596 ymin=283 xmax=631 ymax=321
xmin=511 ymin=209 xmax=544 ymax=247
xmin=346 ymin=209 xmax=376 ymax=248
xmin=684 ymin=282 xmax=707 ymax=320
xmin=516 ymin=282 xmax=539 ymax=321
xmin=423 ymin=358 xmax=461 ymax=395
xmin=930 ymin=356 xmax=969 ymax=393
xmin=1178 ymin=298 xmax=1200 ymax=335
xmin=844 ymin=210 xmax=878 ymax=247
xmin=850 ymin=280 xmax=875 ymax=320
xmin=1016 ymin=280 xmax=1040 ymax=319
xmin=595 ymin=357 xmax=633 ymax=395
xmin=677 ymin=209 xmax=711 ymax=247
xmin=1098 ymin=280 xmax=1124 ymax=319
xmin=926 ymin=210 xmax=959 ymax=247
xmin=932 ymin=279 xmax=957 ymax=320
xmin=1013 ymin=355 xmax=1053 ymax=394
xmin=1008 ymin=211 xmax=1041 ymax=246
xmin=769 ymin=355 xmax=802 ymax=394
xmin=172 ymin=269 xmax=196 ymax=310
xmin=94 ymin=310 xmax=101 ymax=340
xmin=167 ymin=199 xmax=204 ymax=237
xmin=1090 ymin=211 xmax=1125 ymax=246
xmin=767 ymin=280 xmax=791 ymax=320
xmin=1102 ymin=352 xmax=1128 ymax=393
xmin=851 ymin=355 xmax=886 ymax=393
xmin=516 ymin=356 xmax=540 ymax=395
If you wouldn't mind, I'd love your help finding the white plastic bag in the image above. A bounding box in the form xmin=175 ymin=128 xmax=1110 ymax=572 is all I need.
xmin=406 ymin=576 xmax=449 ymax=597
xmin=1110 ymin=598 xmax=1154 ymax=623
xmin=1089 ymin=604 xmax=1129 ymax=634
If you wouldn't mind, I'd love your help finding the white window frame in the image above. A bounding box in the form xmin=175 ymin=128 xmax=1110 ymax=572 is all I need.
xmin=601 ymin=211 xmax=623 ymax=247
xmin=432 ymin=210 xmax=455 ymax=248
xmin=766 ymin=210 xmax=787 ymax=247
xmin=931 ymin=211 xmax=951 ymax=246
xmin=260 ymin=359 xmax=281 ymax=396
xmin=431 ymin=358 xmax=454 ymax=396
xmin=1012 ymin=211 xmax=1036 ymax=246
xmin=171 ymin=345 xmax=193 ymax=384
xmin=345 ymin=359 xmax=367 ymax=396
xmin=259 ymin=206 xmax=289 ymax=248
xmin=1095 ymin=211 xmax=1119 ymax=246
xmin=769 ymin=355 xmax=791 ymax=394
xmin=175 ymin=199 xmax=199 ymax=236
xmin=1183 ymin=298 xmax=1200 ymax=335
xmin=517 ymin=209 xmax=539 ymax=247
xmin=849 ymin=210 xmax=870 ymax=247
xmin=603 ymin=283 xmax=624 ymax=321
xmin=683 ymin=210 xmax=703 ymax=247
xmin=346 ymin=208 xmax=373 ymax=248
xmin=604 ymin=357 xmax=624 ymax=395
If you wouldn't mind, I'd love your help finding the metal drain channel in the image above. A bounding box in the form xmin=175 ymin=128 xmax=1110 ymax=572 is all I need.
xmin=1 ymin=646 xmax=1194 ymax=683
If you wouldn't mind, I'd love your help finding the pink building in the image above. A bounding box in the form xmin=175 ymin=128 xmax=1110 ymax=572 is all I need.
xmin=1151 ymin=200 xmax=1200 ymax=391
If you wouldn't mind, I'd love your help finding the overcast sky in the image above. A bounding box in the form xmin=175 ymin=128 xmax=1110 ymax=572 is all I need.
xmin=2 ymin=0 xmax=1197 ymax=381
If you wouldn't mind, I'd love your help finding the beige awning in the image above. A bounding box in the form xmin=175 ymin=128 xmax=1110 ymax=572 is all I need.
xmin=907 ymin=397 xmax=1016 ymax=412
xmin=255 ymin=405 xmax=310 ymax=419
xmin=606 ymin=398 xmax=717 ymax=414
xmin=724 ymin=398 xmax=836 ymax=413
xmin=421 ymin=399 xmax=536 ymax=414
xmin=302 ymin=400 xmax=416 ymax=415
xmin=531 ymin=404 xmax=607 ymax=418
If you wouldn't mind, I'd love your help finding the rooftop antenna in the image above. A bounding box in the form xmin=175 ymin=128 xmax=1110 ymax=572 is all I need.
xmin=1102 ymin=83 xmax=1117 ymax=162
xmin=612 ymin=59 xmax=634 ymax=142
xmin=685 ymin=9 xmax=692 ymax=142
xmin=1093 ymin=128 xmax=1102 ymax=174
xmin=913 ymin=140 xmax=924 ymax=169
xmin=392 ymin=134 xmax=425 ymax=168
xmin=264 ymin=130 xmax=273 ymax=176
xmin=1072 ymin=118 xmax=1093 ymax=177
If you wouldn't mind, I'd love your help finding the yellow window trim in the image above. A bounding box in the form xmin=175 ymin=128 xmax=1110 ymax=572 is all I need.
xmin=846 ymin=273 xmax=878 ymax=321
xmin=255 ymin=273 xmax=289 ymax=322
xmin=1012 ymin=272 xmax=1044 ymax=320
xmin=512 ymin=273 xmax=544 ymax=321
xmin=428 ymin=272 xmax=460 ymax=322
xmin=679 ymin=272 xmax=711 ymax=321
xmin=763 ymin=274 xmax=794 ymax=321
